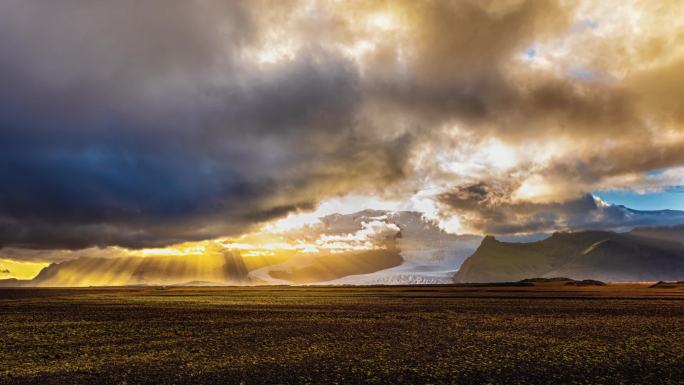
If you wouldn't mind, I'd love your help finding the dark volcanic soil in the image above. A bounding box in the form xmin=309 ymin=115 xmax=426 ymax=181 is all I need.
xmin=1 ymin=285 xmax=683 ymax=384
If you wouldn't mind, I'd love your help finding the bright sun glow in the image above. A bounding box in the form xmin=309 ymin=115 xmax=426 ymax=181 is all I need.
xmin=512 ymin=176 xmax=558 ymax=203
xmin=367 ymin=12 xmax=398 ymax=31
xmin=0 ymin=258 xmax=49 ymax=280
xmin=137 ymin=244 xmax=207 ymax=257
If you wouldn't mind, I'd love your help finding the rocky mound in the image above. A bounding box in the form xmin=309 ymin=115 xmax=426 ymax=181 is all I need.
xmin=649 ymin=281 xmax=684 ymax=289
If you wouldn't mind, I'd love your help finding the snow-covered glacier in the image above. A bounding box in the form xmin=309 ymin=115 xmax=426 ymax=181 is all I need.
xmin=250 ymin=210 xmax=482 ymax=285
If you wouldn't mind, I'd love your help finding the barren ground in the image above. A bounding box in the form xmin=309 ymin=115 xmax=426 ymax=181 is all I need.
xmin=1 ymin=284 xmax=683 ymax=384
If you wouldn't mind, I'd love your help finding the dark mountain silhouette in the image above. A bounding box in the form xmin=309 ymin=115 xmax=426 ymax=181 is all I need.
xmin=455 ymin=228 xmax=684 ymax=283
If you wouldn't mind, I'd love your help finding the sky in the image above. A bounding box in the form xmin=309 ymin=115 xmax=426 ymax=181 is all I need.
xmin=2 ymin=0 xmax=684 ymax=279
xmin=594 ymin=191 xmax=684 ymax=211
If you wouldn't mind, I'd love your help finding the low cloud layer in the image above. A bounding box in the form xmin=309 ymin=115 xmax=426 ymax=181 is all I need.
xmin=440 ymin=187 xmax=684 ymax=235
xmin=1 ymin=0 xmax=684 ymax=252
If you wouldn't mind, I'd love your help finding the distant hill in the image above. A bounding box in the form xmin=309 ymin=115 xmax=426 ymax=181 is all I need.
xmin=455 ymin=228 xmax=684 ymax=283
xmin=649 ymin=281 xmax=684 ymax=289
xmin=518 ymin=277 xmax=606 ymax=286
xmin=0 ymin=278 xmax=31 ymax=287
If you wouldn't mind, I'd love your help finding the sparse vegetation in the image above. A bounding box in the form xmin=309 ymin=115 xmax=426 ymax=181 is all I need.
xmin=1 ymin=285 xmax=683 ymax=384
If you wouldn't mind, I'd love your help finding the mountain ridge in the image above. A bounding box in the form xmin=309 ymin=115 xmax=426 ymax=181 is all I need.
xmin=455 ymin=227 xmax=684 ymax=283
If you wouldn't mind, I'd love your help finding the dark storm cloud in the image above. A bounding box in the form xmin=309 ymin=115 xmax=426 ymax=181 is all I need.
xmin=0 ymin=49 xmax=405 ymax=249
xmin=0 ymin=1 xmax=411 ymax=250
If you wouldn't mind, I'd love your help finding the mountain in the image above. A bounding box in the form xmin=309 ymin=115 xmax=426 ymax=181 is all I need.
xmin=18 ymin=207 xmax=684 ymax=286
xmin=265 ymin=249 xmax=404 ymax=284
xmin=28 ymin=252 xmax=249 ymax=287
xmin=630 ymin=224 xmax=684 ymax=245
xmin=455 ymin=228 xmax=684 ymax=283
xmin=0 ymin=278 xmax=31 ymax=287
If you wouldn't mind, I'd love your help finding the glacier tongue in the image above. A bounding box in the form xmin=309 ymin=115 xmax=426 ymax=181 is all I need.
xmin=315 ymin=261 xmax=459 ymax=285
xmin=252 ymin=210 xmax=482 ymax=286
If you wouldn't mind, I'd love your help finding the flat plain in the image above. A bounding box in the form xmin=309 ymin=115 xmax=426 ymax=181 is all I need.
xmin=1 ymin=284 xmax=683 ymax=384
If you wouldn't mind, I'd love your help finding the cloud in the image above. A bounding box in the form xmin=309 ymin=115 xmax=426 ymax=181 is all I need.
xmin=439 ymin=184 xmax=684 ymax=235
xmin=316 ymin=220 xmax=401 ymax=251
xmin=1 ymin=0 xmax=684 ymax=252
xmin=0 ymin=1 xmax=410 ymax=249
